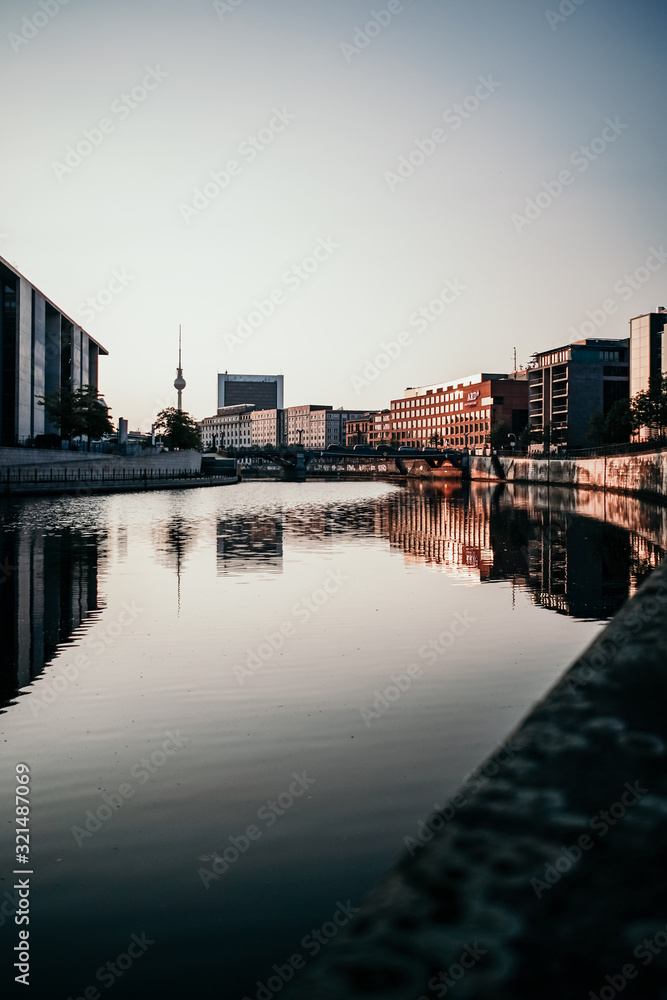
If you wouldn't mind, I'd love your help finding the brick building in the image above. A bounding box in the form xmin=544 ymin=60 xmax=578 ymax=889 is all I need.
xmin=390 ymin=373 xmax=528 ymax=450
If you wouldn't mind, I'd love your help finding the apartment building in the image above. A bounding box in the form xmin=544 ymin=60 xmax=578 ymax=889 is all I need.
xmin=199 ymin=404 xmax=255 ymax=450
xmin=528 ymin=338 xmax=629 ymax=447
xmin=390 ymin=373 xmax=528 ymax=450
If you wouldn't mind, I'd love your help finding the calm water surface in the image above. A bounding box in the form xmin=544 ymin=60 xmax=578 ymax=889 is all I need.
xmin=0 ymin=480 xmax=664 ymax=997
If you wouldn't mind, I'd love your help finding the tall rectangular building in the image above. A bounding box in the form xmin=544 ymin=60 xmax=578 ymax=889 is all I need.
xmin=528 ymin=338 xmax=629 ymax=448
xmin=0 ymin=255 xmax=108 ymax=446
xmin=217 ymin=373 xmax=284 ymax=411
xmin=629 ymin=309 xmax=667 ymax=399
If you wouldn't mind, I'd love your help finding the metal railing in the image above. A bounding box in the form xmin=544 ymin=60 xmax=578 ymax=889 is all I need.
xmin=495 ymin=438 xmax=667 ymax=459
xmin=1 ymin=467 xmax=211 ymax=486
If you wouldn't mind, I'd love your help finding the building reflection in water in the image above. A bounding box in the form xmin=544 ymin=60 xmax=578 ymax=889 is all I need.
xmin=216 ymin=516 xmax=284 ymax=575
xmin=1 ymin=482 xmax=664 ymax=713
xmin=382 ymin=482 xmax=665 ymax=620
xmin=0 ymin=523 xmax=105 ymax=713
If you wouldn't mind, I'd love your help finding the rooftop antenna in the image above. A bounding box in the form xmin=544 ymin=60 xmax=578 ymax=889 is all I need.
xmin=513 ymin=346 xmax=517 ymax=377
xmin=174 ymin=324 xmax=186 ymax=410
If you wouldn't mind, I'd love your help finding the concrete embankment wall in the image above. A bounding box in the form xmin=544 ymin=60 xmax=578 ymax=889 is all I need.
xmin=0 ymin=447 xmax=202 ymax=474
xmin=285 ymin=557 xmax=667 ymax=999
xmin=470 ymin=448 xmax=667 ymax=500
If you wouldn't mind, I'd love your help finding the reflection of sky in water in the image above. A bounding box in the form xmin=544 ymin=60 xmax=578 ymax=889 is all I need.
xmin=0 ymin=481 xmax=664 ymax=996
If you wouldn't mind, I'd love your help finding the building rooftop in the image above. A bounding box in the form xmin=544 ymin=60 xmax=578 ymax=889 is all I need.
xmin=0 ymin=253 xmax=109 ymax=355
xmin=402 ymin=374 xmax=512 ymax=398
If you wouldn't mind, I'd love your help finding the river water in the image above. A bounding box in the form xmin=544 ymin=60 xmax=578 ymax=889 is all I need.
xmin=0 ymin=480 xmax=664 ymax=997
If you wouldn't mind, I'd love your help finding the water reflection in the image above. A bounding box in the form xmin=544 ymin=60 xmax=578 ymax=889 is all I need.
xmin=216 ymin=516 xmax=284 ymax=575
xmin=0 ymin=517 xmax=105 ymax=712
xmin=1 ymin=482 xmax=665 ymax=714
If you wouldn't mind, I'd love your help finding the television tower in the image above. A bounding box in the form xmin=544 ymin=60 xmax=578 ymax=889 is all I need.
xmin=174 ymin=325 xmax=186 ymax=410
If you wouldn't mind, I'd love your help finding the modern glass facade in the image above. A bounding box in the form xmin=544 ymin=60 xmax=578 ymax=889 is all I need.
xmin=0 ymin=256 xmax=108 ymax=446
xmin=217 ymin=373 xmax=284 ymax=411
xmin=629 ymin=310 xmax=667 ymax=399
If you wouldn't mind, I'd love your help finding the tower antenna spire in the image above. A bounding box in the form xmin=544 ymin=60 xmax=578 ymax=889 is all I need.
xmin=174 ymin=325 xmax=186 ymax=411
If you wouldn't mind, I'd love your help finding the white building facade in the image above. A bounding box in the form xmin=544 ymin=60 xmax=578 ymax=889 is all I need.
xmin=199 ymin=404 xmax=255 ymax=450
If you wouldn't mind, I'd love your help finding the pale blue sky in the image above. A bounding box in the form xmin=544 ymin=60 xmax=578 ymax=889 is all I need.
xmin=1 ymin=0 xmax=666 ymax=427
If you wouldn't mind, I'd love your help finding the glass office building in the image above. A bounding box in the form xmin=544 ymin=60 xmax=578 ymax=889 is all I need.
xmin=0 ymin=255 xmax=108 ymax=446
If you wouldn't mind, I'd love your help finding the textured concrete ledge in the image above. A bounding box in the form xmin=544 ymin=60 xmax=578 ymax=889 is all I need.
xmin=470 ymin=450 xmax=667 ymax=501
xmin=285 ymin=560 xmax=667 ymax=1000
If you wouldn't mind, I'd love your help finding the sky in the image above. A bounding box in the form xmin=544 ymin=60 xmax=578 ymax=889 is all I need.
xmin=2 ymin=0 xmax=667 ymax=428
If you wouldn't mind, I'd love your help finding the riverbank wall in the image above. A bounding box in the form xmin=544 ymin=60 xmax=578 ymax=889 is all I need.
xmin=0 ymin=446 xmax=202 ymax=473
xmin=470 ymin=448 xmax=667 ymax=500
xmin=0 ymin=471 xmax=237 ymax=498
xmin=285 ymin=555 xmax=667 ymax=1000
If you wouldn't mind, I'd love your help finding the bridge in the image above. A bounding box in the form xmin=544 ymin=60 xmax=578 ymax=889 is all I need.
xmin=232 ymin=447 xmax=466 ymax=479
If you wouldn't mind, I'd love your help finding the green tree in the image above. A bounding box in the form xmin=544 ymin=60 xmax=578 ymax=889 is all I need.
xmin=75 ymin=385 xmax=114 ymax=447
xmin=489 ymin=421 xmax=511 ymax=448
xmin=587 ymin=410 xmax=606 ymax=446
xmin=38 ymin=386 xmax=78 ymax=441
xmin=518 ymin=425 xmax=531 ymax=450
xmin=38 ymin=384 xmax=113 ymax=446
xmin=604 ymin=398 xmax=633 ymax=444
xmin=154 ymin=408 xmax=202 ymax=450
xmin=631 ymin=373 xmax=667 ymax=436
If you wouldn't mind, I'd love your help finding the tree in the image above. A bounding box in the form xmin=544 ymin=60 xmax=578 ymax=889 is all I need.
xmin=489 ymin=422 xmax=512 ymax=449
xmin=631 ymin=373 xmax=667 ymax=437
xmin=518 ymin=425 xmax=531 ymax=451
xmin=38 ymin=386 xmax=78 ymax=441
xmin=428 ymin=432 xmax=444 ymax=448
xmin=38 ymin=384 xmax=113 ymax=447
xmin=75 ymin=385 xmax=114 ymax=447
xmin=604 ymin=398 xmax=632 ymax=444
xmin=154 ymin=408 xmax=201 ymax=450
xmin=587 ymin=411 xmax=606 ymax=446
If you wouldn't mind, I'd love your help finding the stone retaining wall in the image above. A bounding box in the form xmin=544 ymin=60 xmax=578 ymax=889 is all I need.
xmin=470 ymin=449 xmax=667 ymax=499
xmin=0 ymin=447 xmax=201 ymax=474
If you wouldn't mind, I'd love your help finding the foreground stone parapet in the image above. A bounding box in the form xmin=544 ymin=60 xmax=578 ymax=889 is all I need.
xmin=285 ymin=561 xmax=667 ymax=999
